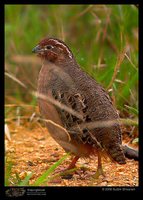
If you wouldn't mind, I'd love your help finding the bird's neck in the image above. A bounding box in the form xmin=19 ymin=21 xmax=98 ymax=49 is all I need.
xmin=38 ymin=59 xmax=80 ymax=94
xmin=38 ymin=61 xmax=52 ymax=94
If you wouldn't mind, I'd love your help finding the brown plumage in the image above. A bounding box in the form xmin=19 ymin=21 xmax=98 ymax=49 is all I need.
xmin=33 ymin=37 xmax=127 ymax=177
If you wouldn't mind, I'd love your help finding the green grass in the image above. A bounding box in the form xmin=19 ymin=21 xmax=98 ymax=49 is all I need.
xmin=5 ymin=158 xmax=13 ymax=186
xmin=5 ymin=5 xmax=138 ymax=117
xmin=5 ymin=153 xmax=70 ymax=186
xmin=32 ymin=153 xmax=70 ymax=186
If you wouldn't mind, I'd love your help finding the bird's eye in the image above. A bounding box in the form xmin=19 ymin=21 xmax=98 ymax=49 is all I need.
xmin=46 ymin=45 xmax=53 ymax=49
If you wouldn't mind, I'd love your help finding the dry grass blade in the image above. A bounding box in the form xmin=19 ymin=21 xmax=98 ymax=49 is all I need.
xmin=5 ymin=71 xmax=138 ymax=129
xmin=5 ymin=72 xmax=27 ymax=89
xmin=5 ymin=124 xmax=11 ymax=141
xmin=73 ymin=118 xmax=138 ymax=131
xmin=106 ymin=35 xmax=118 ymax=53
xmin=11 ymin=55 xmax=40 ymax=65
xmin=5 ymin=71 xmax=83 ymax=120
xmin=33 ymin=91 xmax=83 ymax=120
xmin=71 ymin=5 xmax=94 ymax=21
xmin=107 ymin=44 xmax=130 ymax=90
xmin=125 ymin=53 xmax=137 ymax=70
xmin=101 ymin=11 xmax=111 ymax=43
xmin=5 ymin=116 xmax=34 ymax=123
xmin=5 ymin=104 xmax=37 ymax=108
xmin=97 ymin=9 xmax=111 ymax=68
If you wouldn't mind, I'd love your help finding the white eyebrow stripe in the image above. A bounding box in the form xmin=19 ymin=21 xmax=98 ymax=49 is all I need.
xmin=48 ymin=39 xmax=73 ymax=59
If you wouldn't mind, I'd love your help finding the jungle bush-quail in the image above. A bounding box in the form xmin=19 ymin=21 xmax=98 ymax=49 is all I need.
xmin=32 ymin=38 xmax=138 ymax=177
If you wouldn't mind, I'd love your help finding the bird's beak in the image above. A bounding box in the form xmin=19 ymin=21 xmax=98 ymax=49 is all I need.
xmin=32 ymin=45 xmax=42 ymax=53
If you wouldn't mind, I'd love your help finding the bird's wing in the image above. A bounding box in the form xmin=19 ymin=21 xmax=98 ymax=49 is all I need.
xmin=52 ymin=91 xmax=86 ymax=126
xmin=52 ymin=90 xmax=102 ymax=147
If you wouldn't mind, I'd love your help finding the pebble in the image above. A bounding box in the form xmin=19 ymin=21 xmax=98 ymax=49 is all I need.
xmin=61 ymin=174 xmax=73 ymax=179
xmin=27 ymin=161 xmax=36 ymax=166
xmin=39 ymin=145 xmax=44 ymax=148
xmin=50 ymin=153 xmax=59 ymax=157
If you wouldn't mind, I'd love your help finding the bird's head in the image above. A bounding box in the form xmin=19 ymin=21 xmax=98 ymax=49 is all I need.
xmin=32 ymin=38 xmax=73 ymax=62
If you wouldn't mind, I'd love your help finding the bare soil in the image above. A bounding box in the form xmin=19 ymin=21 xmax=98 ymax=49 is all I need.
xmin=5 ymin=122 xmax=139 ymax=186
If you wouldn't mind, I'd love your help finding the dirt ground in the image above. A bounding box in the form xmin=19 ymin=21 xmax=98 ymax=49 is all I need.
xmin=5 ymin=123 xmax=139 ymax=186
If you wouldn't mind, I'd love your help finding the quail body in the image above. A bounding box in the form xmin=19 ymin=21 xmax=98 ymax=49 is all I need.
xmin=33 ymin=38 xmax=127 ymax=177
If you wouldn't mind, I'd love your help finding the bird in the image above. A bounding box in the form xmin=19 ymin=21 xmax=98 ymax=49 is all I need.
xmin=32 ymin=37 xmax=138 ymax=178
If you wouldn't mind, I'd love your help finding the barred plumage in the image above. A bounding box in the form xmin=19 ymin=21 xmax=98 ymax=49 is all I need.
xmin=33 ymin=38 xmax=137 ymax=178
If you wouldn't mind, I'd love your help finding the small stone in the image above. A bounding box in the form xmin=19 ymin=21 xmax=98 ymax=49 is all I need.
xmin=35 ymin=137 xmax=45 ymax=141
xmin=49 ymin=158 xmax=59 ymax=162
xmin=61 ymin=174 xmax=73 ymax=179
xmin=50 ymin=153 xmax=59 ymax=157
xmin=27 ymin=161 xmax=36 ymax=166
xmin=39 ymin=145 xmax=44 ymax=148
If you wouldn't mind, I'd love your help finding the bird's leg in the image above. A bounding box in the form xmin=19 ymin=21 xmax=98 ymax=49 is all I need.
xmin=53 ymin=156 xmax=79 ymax=175
xmin=67 ymin=156 xmax=79 ymax=170
xmin=54 ymin=156 xmax=79 ymax=179
xmin=92 ymin=151 xmax=105 ymax=179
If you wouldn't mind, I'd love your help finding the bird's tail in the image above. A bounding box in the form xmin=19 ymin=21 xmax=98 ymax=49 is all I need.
xmin=122 ymin=145 xmax=138 ymax=161
xmin=106 ymin=144 xmax=126 ymax=164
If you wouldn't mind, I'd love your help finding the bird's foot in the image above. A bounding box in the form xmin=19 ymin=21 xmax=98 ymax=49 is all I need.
xmin=53 ymin=165 xmax=77 ymax=179
xmin=92 ymin=167 xmax=105 ymax=179
xmin=54 ymin=166 xmax=77 ymax=179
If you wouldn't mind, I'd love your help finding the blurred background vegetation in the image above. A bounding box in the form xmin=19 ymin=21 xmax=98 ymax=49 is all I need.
xmin=5 ymin=4 xmax=138 ymax=186
xmin=5 ymin=4 xmax=138 ymax=122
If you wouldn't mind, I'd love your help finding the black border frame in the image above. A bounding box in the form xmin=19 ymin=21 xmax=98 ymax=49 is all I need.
xmin=1 ymin=1 xmax=142 ymax=198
